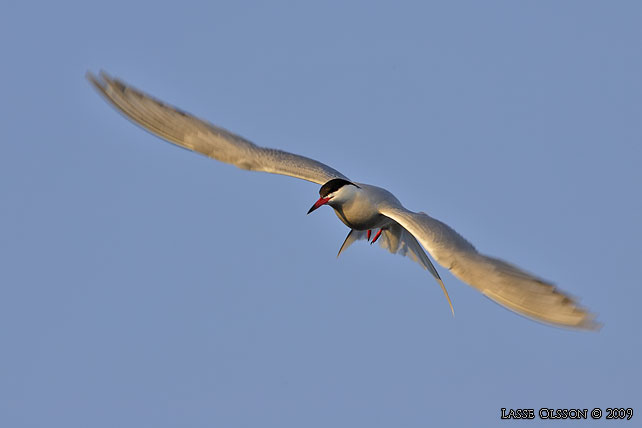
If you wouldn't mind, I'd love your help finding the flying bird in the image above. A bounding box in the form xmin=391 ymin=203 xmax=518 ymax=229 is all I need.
xmin=87 ymin=71 xmax=599 ymax=330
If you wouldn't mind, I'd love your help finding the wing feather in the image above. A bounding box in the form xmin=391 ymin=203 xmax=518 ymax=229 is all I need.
xmin=87 ymin=71 xmax=348 ymax=185
xmin=379 ymin=205 xmax=600 ymax=330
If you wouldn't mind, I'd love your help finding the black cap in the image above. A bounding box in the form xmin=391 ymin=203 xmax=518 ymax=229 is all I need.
xmin=319 ymin=179 xmax=359 ymax=197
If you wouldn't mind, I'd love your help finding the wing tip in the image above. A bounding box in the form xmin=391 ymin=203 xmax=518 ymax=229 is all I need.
xmin=86 ymin=69 xmax=118 ymax=100
xmin=85 ymin=70 xmax=103 ymax=91
xmin=570 ymin=312 xmax=603 ymax=332
xmin=437 ymin=277 xmax=455 ymax=317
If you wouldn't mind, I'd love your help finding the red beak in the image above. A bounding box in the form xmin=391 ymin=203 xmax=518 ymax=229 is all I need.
xmin=307 ymin=196 xmax=331 ymax=214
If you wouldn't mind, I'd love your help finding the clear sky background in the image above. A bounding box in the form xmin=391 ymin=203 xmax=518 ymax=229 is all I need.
xmin=1 ymin=1 xmax=640 ymax=426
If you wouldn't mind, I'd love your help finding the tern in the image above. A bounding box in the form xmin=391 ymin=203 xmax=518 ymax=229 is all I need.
xmin=87 ymin=71 xmax=599 ymax=330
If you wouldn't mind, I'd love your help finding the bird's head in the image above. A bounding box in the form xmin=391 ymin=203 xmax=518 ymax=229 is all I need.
xmin=307 ymin=179 xmax=360 ymax=214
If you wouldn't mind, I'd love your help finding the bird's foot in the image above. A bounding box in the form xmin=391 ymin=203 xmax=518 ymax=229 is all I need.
xmin=367 ymin=229 xmax=372 ymax=241
xmin=370 ymin=229 xmax=383 ymax=244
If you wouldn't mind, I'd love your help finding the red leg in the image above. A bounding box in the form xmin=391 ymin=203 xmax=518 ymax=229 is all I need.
xmin=367 ymin=229 xmax=372 ymax=241
xmin=371 ymin=229 xmax=383 ymax=244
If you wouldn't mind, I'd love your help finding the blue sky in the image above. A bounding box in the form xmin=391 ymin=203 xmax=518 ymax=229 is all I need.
xmin=1 ymin=1 xmax=640 ymax=426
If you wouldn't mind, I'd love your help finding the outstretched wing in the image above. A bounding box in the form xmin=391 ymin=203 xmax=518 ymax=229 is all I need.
xmin=337 ymin=224 xmax=454 ymax=315
xmin=87 ymin=71 xmax=349 ymax=185
xmin=379 ymin=204 xmax=600 ymax=330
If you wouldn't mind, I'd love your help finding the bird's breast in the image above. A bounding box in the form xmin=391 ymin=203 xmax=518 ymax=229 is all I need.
xmin=330 ymin=190 xmax=391 ymax=230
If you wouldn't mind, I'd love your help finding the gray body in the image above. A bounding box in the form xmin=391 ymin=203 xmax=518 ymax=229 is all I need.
xmin=330 ymin=183 xmax=396 ymax=231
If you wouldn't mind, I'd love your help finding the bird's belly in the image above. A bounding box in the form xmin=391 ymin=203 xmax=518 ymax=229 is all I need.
xmin=332 ymin=205 xmax=391 ymax=231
